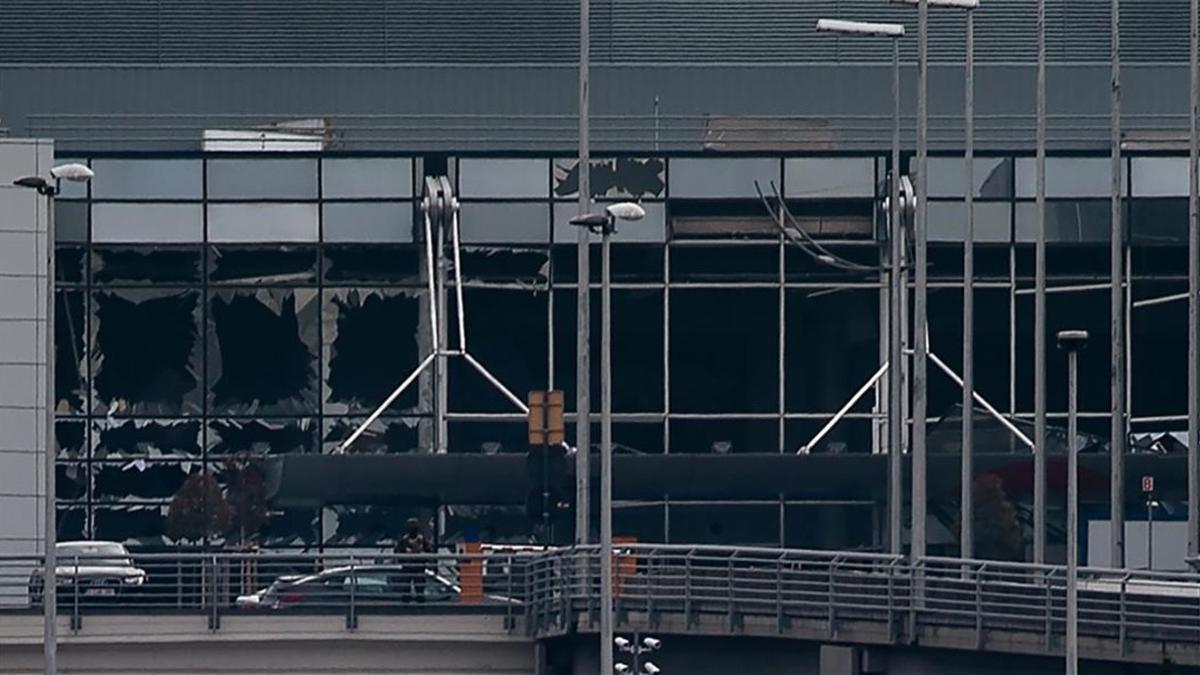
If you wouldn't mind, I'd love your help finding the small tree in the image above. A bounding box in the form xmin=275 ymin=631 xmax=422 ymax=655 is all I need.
xmin=224 ymin=453 xmax=271 ymax=547
xmin=955 ymin=473 xmax=1024 ymax=562
xmin=167 ymin=473 xmax=231 ymax=545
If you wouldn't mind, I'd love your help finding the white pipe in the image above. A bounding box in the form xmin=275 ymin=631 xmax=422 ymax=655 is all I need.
xmin=463 ymin=353 xmax=530 ymax=413
xmin=337 ymin=353 xmax=437 ymax=453
xmin=799 ymin=363 xmax=889 ymax=454
xmin=928 ymin=350 xmax=1035 ymax=450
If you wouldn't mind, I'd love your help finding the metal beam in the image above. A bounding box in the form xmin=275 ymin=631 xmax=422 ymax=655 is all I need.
xmin=912 ymin=0 xmax=930 ymax=560
xmin=1110 ymin=0 xmax=1126 ymax=569
xmin=1034 ymin=0 xmax=1048 ymax=565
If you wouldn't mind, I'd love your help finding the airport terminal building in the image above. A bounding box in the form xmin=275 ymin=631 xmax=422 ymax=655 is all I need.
xmin=0 ymin=0 xmax=1196 ymax=560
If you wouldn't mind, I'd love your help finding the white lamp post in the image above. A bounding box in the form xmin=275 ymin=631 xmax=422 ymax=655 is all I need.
xmin=13 ymin=162 xmax=95 ymax=675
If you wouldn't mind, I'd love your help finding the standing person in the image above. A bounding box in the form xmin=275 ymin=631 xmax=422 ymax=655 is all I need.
xmin=395 ymin=517 xmax=432 ymax=602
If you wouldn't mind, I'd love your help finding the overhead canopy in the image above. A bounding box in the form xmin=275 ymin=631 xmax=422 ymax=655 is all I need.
xmin=266 ymin=453 xmax=1192 ymax=508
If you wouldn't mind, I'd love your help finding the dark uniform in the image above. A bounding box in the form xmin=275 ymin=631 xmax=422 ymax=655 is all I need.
xmin=394 ymin=518 xmax=432 ymax=601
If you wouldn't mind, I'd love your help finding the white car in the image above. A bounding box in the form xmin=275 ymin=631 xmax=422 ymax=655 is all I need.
xmin=28 ymin=541 xmax=148 ymax=605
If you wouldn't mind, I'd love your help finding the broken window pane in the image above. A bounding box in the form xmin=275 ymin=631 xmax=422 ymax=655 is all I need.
xmin=207 ymin=158 xmax=318 ymax=200
xmin=92 ymin=419 xmax=203 ymax=461
xmin=57 ymin=507 xmax=88 ymax=541
xmin=669 ymin=158 xmax=779 ymax=198
xmin=925 ymin=157 xmax=1014 ymax=198
xmin=670 ymin=289 xmax=778 ymax=413
xmin=553 ymin=157 xmax=666 ymax=199
xmin=91 ymin=289 xmax=202 ymax=416
xmin=93 ymin=504 xmax=169 ymax=545
xmin=57 ymin=290 xmax=87 ymax=414
xmin=208 ymin=203 xmax=319 ymax=243
xmin=550 ymin=245 xmax=665 ymax=284
xmin=783 ymin=244 xmax=881 ymax=283
xmin=57 ymin=419 xmax=87 ymax=460
xmin=785 ymin=157 xmax=875 ymax=199
xmin=92 ymin=203 xmax=205 ymax=243
xmin=209 ymin=246 xmax=318 ymax=285
xmin=57 ymin=462 xmax=88 ymax=501
xmin=323 ymin=288 xmax=421 ymax=415
xmin=322 ymin=158 xmax=413 ymax=199
xmin=322 ymin=202 xmax=414 ymax=242
xmin=93 ymin=461 xmax=194 ymax=502
xmin=261 ymin=507 xmax=319 ymax=547
xmin=785 ymin=288 xmax=879 ymax=416
xmin=323 ymin=417 xmax=422 ymax=454
xmin=93 ymin=247 xmax=203 ymax=284
xmin=321 ymin=504 xmax=427 ymax=547
xmin=208 ymin=288 xmax=319 ymax=415
xmin=91 ymin=159 xmax=203 ymax=200
xmin=447 ymin=288 xmax=547 ymax=414
xmin=457 ymin=246 xmax=549 ymax=284
xmin=323 ymin=245 xmax=422 ymax=285
xmin=670 ymin=244 xmax=778 ymax=282
xmin=208 ymin=418 xmax=318 ymax=456
xmin=458 ymin=158 xmax=548 ymax=198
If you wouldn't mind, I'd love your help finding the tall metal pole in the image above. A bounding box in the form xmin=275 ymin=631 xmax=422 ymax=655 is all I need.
xmin=912 ymin=0 xmax=929 ymax=560
xmin=599 ymin=225 xmax=614 ymax=675
xmin=961 ymin=6 xmax=976 ymax=560
xmin=889 ymin=37 xmax=904 ymax=556
xmin=1109 ymin=0 xmax=1126 ymax=569
xmin=43 ymin=191 xmax=57 ymax=675
xmin=1188 ymin=0 xmax=1200 ymax=565
xmin=576 ymin=0 xmax=592 ymax=547
xmin=1034 ymin=0 xmax=1049 ymax=565
xmin=1060 ymin=331 xmax=1085 ymax=675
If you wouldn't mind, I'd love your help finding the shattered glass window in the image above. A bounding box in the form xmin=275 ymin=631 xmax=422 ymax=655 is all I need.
xmin=323 ymin=245 xmax=422 ymax=285
xmin=447 ymin=288 xmax=547 ymax=414
xmin=209 ymin=246 xmax=318 ymax=285
xmin=457 ymin=246 xmax=549 ymax=285
xmin=92 ymin=419 xmax=203 ymax=461
xmin=323 ymin=417 xmax=422 ymax=454
xmin=208 ymin=419 xmax=318 ymax=456
xmin=93 ymin=461 xmax=196 ymax=502
xmin=56 ymin=290 xmax=87 ymax=413
xmin=91 ymin=289 xmax=202 ymax=416
xmin=93 ymin=247 xmax=203 ymax=285
xmin=553 ymin=157 xmax=666 ymax=199
xmin=93 ymin=504 xmax=169 ymax=545
xmin=322 ymin=288 xmax=421 ymax=415
xmin=207 ymin=288 xmax=320 ymax=415
xmin=57 ymin=419 xmax=87 ymax=460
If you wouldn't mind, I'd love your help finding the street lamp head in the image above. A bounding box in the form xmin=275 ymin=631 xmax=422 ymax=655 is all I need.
xmin=816 ymin=18 xmax=905 ymax=38
xmin=605 ymin=202 xmax=646 ymax=222
xmin=569 ymin=213 xmax=611 ymax=229
xmin=13 ymin=176 xmax=49 ymax=192
xmin=1056 ymin=330 xmax=1089 ymax=352
xmin=891 ymin=0 xmax=979 ymax=8
xmin=49 ymin=163 xmax=95 ymax=182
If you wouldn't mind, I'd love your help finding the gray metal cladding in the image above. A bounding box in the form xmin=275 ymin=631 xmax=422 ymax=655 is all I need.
xmin=0 ymin=0 xmax=1189 ymax=65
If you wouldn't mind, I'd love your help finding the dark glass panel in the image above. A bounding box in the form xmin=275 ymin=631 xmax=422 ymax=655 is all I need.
xmin=323 ymin=289 xmax=421 ymax=415
xmin=93 ymin=462 xmax=194 ymax=502
xmin=323 ymin=245 xmax=422 ymax=285
xmin=447 ymin=288 xmax=546 ymax=414
xmin=92 ymin=419 xmax=203 ymax=461
xmin=56 ymin=246 xmax=86 ymax=284
xmin=57 ymin=290 xmax=87 ymax=413
xmin=209 ymin=246 xmax=318 ymax=285
xmin=93 ymin=505 xmax=168 ymax=545
xmin=323 ymin=417 xmax=423 ymax=454
xmin=667 ymin=418 xmax=780 ymax=455
xmin=208 ymin=418 xmax=318 ymax=456
xmin=93 ymin=247 xmax=202 ymax=284
xmin=56 ymin=419 xmax=86 ymax=460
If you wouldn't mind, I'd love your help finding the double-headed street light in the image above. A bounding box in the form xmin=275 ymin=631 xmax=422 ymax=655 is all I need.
xmin=816 ymin=17 xmax=906 ymax=555
xmin=569 ymin=201 xmax=646 ymax=675
xmin=13 ymin=162 xmax=96 ymax=675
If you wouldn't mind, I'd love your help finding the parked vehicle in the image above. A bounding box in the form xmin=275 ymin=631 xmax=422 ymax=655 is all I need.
xmin=234 ymin=564 xmax=517 ymax=610
xmin=28 ymin=541 xmax=148 ymax=606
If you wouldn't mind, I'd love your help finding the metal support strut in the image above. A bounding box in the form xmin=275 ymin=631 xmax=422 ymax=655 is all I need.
xmin=336 ymin=177 xmax=529 ymax=454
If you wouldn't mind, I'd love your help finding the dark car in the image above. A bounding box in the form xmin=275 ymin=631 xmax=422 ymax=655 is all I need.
xmin=28 ymin=541 xmax=148 ymax=606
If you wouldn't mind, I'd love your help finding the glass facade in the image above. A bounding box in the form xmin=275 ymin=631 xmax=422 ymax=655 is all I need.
xmin=52 ymin=153 xmax=1194 ymax=549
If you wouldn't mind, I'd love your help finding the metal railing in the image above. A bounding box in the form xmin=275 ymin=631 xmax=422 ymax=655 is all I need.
xmin=2 ymin=544 xmax=1198 ymax=661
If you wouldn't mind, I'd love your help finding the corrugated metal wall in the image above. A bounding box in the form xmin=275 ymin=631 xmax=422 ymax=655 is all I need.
xmin=0 ymin=0 xmax=1189 ymax=65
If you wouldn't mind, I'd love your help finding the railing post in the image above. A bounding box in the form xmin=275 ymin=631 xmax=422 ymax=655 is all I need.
xmin=1044 ymin=568 xmax=1054 ymax=650
xmin=346 ymin=556 xmax=357 ymax=631
xmin=684 ymin=552 xmax=693 ymax=628
xmin=827 ymin=557 xmax=839 ymax=639
xmin=208 ymin=555 xmax=220 ymax=632
xmin=1118 ymin=573 xmax=1128 ymax=656
xmin=727 ymin=557 xmax=735 ymax=632
xmin=776 ymin=557 xmax=784 ymax=634
xmin=975 ymin=563 xmax=985 ymax=649
xmin=71 ymin=555 xmax=81 ymax=633
xmin=887 ymin=559 xmax=896 ymax=642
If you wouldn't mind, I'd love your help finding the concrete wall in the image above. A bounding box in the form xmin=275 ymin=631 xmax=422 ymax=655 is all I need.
xmin=0 ymin=140 xmax=52 ymax=579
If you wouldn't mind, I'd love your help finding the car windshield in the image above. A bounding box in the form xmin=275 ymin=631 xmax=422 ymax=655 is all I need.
xmin=56 ymin=543 xmax=131 ymax=567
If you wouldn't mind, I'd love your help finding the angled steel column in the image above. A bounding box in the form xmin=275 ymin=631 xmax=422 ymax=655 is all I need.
xmin=912 ymin=0 xmax=930 ymax=560
xmin=889 ymin=36 xmax=904 ymax=556
xmin=576 ymin=0 xmax=592 ymax=548
xmin=1189 ymin=0 xmax=1200 ymax=562
xmin=1109 ymin=0 xmax=1126 ymax=569
xmin=1034 ymin=0 xmax=1049 ymax=565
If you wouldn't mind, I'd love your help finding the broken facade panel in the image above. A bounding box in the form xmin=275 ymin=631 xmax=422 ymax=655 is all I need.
xmin=322 ymin=288 xmax=422 ymax=415
xmin=447 ymin=288 xmax=547 ymax=414
xmin=92 ymin=247 xmax=203 ymax=284
xmin=92 ymin=418 xmax=203 ymax=461
xmin=208 ymin=418 xmax=318 ymax=456
xmin=323 ymin=245 xmax=422 ymax=285
xmin=209 ymin=246 xmax=318 ymax=285
xmin=56 ymin=290 xmax=87 ymax=413
xmin=208 ymin=288 xmax=319 ymax=415
xmin=553 ymin=157 xmax=666 ymax=199
xmin=92 ymin=504 xmax=169 ymax=545
xmin=323 ymin=416 xmax=422 ymax=454
xmin=91 ymin=288 xmax=202 ymax=416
